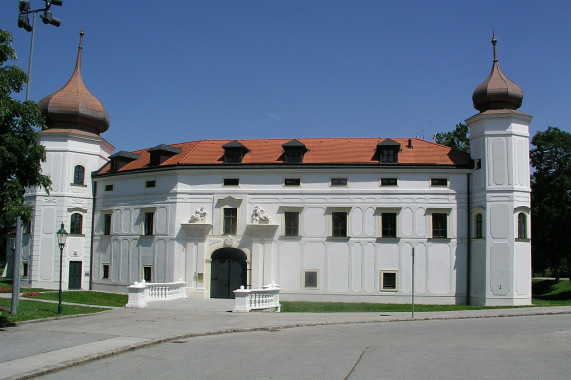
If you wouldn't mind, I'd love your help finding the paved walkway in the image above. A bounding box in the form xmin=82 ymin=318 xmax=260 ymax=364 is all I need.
xmin=1 ymin=297 xmax=570 ymax=380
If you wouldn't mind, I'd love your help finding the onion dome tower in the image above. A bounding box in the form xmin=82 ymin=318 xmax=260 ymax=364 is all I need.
xmin=23 ymin=29 xmax=114 ymax=292
xmin=472 ymin=31 xmax=523 ymax=112
xmin=465 ymin=33 xmax=532 ymax=307
xmin=38 ymin=28 xmax=110 ymax=135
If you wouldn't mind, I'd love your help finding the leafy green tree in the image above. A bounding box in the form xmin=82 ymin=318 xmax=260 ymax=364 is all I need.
xmin=434 ymin=122 xmax=470 ymax=153
xmin=0 ymin=29 xmax=51 ymax=227
xmin=530 ymin=127 xmax=571 ymax=281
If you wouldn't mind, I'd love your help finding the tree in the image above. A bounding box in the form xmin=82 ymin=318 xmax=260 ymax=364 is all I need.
xmin=530 ymin=127 xmax=571 ymax=281
xmin=0 ymin=29 xmax=51 ymax=228
xmin=434 ymin=122 xmax=470 ymax=153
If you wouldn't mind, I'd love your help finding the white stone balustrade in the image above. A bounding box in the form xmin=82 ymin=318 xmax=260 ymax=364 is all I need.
xmin=233 ymin=282 xmax=281 ymax=312
xmin=126 ymin=279 xmax=187 ymax=308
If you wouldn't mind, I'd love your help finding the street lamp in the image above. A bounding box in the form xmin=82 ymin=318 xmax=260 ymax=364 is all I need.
xmin=56 ymin=222 xmax=68 ymax=314
xmin=17 ymin=0 xmax=63 ymax=100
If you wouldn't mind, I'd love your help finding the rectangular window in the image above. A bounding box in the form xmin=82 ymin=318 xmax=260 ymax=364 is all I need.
xmin=143 ymin=266 xmax=153 ymax=282
xmin=332 ymin=211 xmax=348 ymax=237
xmin=143 ymin=212 xmax=154 ymax=236
xmin=284 ymin=211 xmax=299 ymax=236
xmin=432 ymin=213 xmax=448 ymax=238
xmin=23 ymin=220 xmax=31 ymax=234
xmin=380 ymin=271 xmax=398 ymax=291
xmin=223 ymin=178 xmax=239 ymax=186
xmin=431 ymin=178 xmax=448 ymax=186
xmin=22 ymin=262 xmax=29 ymax=278
xmin=103 ymin=213 xmax=112 ymax=235
xmin=284 ymin=178 xmax=301 ymax=186
xmin=223 ymin=208 xmax=237 ymax=235
xmin=381 ymin=213 xmax=397 ymax=238
xmin=331 ymin=178 xmax=348 ymax=186
xmin=70 ymin=213 xmax=83 ymax=235
xmin=102 ymin=264 xmax=110 ymax=279
xmin=304 ymin=271 xmax=318 ymax=288
xmin=381 ymin=149 xmax=396 ymax=163
xmin=105 ymin=184 xmax=114 ymax=191
xmin=145 ymin=180 xmax=156 ymax=188
xmin=380 ymin=178 xmax=398 ymax=186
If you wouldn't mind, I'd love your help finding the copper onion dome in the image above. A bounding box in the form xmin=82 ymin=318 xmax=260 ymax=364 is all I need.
xmin=472 ymin=32 xmax=523 ymax=112
xmin=38 ymin=29 xmax=110 ymax=134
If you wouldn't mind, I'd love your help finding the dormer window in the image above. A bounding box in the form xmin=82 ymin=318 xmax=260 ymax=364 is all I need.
xmin=282 ymin=139 xmax=308 ymax=164
xmin=376 ymin=138 xmax=401 ymax=164
xmin=222 ymin=140 xmax=250 ymax=164
xmin=109 ymin=151 xmax=140 ymax=172
xmin=148 ymin=144 xmax=181 ymax=166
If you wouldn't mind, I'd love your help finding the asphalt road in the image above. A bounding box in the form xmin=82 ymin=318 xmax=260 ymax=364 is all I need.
xmin=37 ymin=314 xmax=570 ymax=380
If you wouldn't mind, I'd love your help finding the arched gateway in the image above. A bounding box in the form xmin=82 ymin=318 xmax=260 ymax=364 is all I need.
xmin=210 ymin=248 xmax=247 ymax=299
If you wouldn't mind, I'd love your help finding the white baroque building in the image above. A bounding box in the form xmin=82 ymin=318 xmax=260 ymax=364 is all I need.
xmin=20 ymin=32 xmax=532 ymax=306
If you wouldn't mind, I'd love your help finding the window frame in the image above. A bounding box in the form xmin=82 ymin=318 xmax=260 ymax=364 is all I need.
xmin=284 ymin=178 xmax=301 ymax=186
xmin=142 ymin=266 xmax=153 ymax=282
xmin=430 ymin=178 xmax=448 ymax=187
xmin=380 ymin=212 xmax=398 ymax=239
xmin=223 ymin=178 xmax=240 ymax=187
xmin=70 ymin=213 xmax=83 ymax=235
xmin=103 ymin=212 xmax=112 ymax=236
xmin=330 ymin=210 xmax=349 ymax=238
xmin=517 ymin=212 xmax=528 ymax=240
xmin=142 ymin=210 xmax=155 ymax=236
xmin=475 ymin=213 xmax=484 ymax=239
xmin=303 ymin=270 xmax=319 ymax=289
xmin=223 ymin=207 xmax=238 ymax=235
xmin=380 ymin=270 xmax=398 ymax=291
xmin=380 ymin=178 xmax=398 ymax=187
xmin=330 ymin=178 xmax=348 ymax=187
xmin=73 ymin=165 xmax=85 ymax=186
xmin=101 ymin=263 xmax=110 ymax=279
xmin=283 ymin=211 xmax=300 ymax=237
xmin=430 ymin=211 xmax=449 ymax=239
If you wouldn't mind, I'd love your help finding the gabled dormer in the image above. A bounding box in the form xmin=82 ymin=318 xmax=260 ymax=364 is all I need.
xmin=222 ymin=140 xmax=250 ymax=164
xmin=109 ymin=150 xmax=140 ymax=172
xmin=282 ymin=139 xmax=308 ymax=164
xmin=148 ymin=144 xmax=181 ymax=166
xmin=376 ymin=138 xmax=401 ymax=164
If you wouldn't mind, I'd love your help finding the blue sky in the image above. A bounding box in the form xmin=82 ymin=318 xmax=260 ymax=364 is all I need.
xmin=2 ymin=1 xmax=570 ymax=152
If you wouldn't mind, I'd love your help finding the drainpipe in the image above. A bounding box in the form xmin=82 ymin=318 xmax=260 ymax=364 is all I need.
xmin=89 ymin=177 xmax=97 ymax=290
xmin=466 ymin=173 xmax=471 ymax=305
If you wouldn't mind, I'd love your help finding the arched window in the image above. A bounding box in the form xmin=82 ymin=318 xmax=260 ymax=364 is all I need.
xmin=475 ymin=213 xmax=483 ymax=239
xmin=70 ymin=213 xmax=83 ymax=235
xmin=517 ymin=213 xmax=527 ymax=239
xmin=73 ymin=165 xmax=85 ymax=185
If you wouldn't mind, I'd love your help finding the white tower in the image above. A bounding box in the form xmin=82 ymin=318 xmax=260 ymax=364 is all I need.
xmin=466 ymin=33 xmax=532 ymax=305
xmin=22 ymin=30 xmax=114 ymax=290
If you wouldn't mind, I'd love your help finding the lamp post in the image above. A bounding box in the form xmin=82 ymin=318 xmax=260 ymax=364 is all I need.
xmin=56 ymin=223 xmax=68 ymax=314
xmin=10 ymin=0 xmax=63 ymax=315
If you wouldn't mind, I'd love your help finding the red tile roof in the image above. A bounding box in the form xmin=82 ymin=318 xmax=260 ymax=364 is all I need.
xmin=96 ymin=137 xmax=472 ymax=174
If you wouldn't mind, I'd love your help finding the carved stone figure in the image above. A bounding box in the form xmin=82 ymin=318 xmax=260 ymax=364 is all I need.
xmin=190 ymin=206 xmax=207 ymax=223
xmin=252 ymin=206 xmax=271 ymax=223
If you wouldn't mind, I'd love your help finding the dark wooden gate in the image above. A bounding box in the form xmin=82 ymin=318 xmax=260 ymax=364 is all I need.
xmin=68 ymin=261 xmax=82 ymax=290
xmin=210 ymin=248 xmax=247 ymax=299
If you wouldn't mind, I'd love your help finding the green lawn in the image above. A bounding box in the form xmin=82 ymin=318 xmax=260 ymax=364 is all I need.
xmin=531 ymin=279 xmax=571 ymax=306
xmin=30 ymin=291 xmax=128 ymax=307
xmin=0 ymin=298 xmax=109 ymax=325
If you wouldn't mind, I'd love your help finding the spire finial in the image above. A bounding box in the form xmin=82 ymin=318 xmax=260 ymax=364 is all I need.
xmin=492 ymin=29 xmax=498 ymax=62
xmin=79 ymin=27 xmax=84 ymax=49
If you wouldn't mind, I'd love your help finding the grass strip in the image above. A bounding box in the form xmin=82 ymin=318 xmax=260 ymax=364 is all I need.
xmin=0 ymin=298 xmax=109 ymax=324
xmin=30 ymin=291 xmax=128 ymax=308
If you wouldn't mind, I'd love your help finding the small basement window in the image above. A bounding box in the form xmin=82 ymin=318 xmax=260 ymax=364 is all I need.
xmin=380 ymin=271 xmax=398 ymax=291
xmin=304 ymin=270 xmax=318 ymax=288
